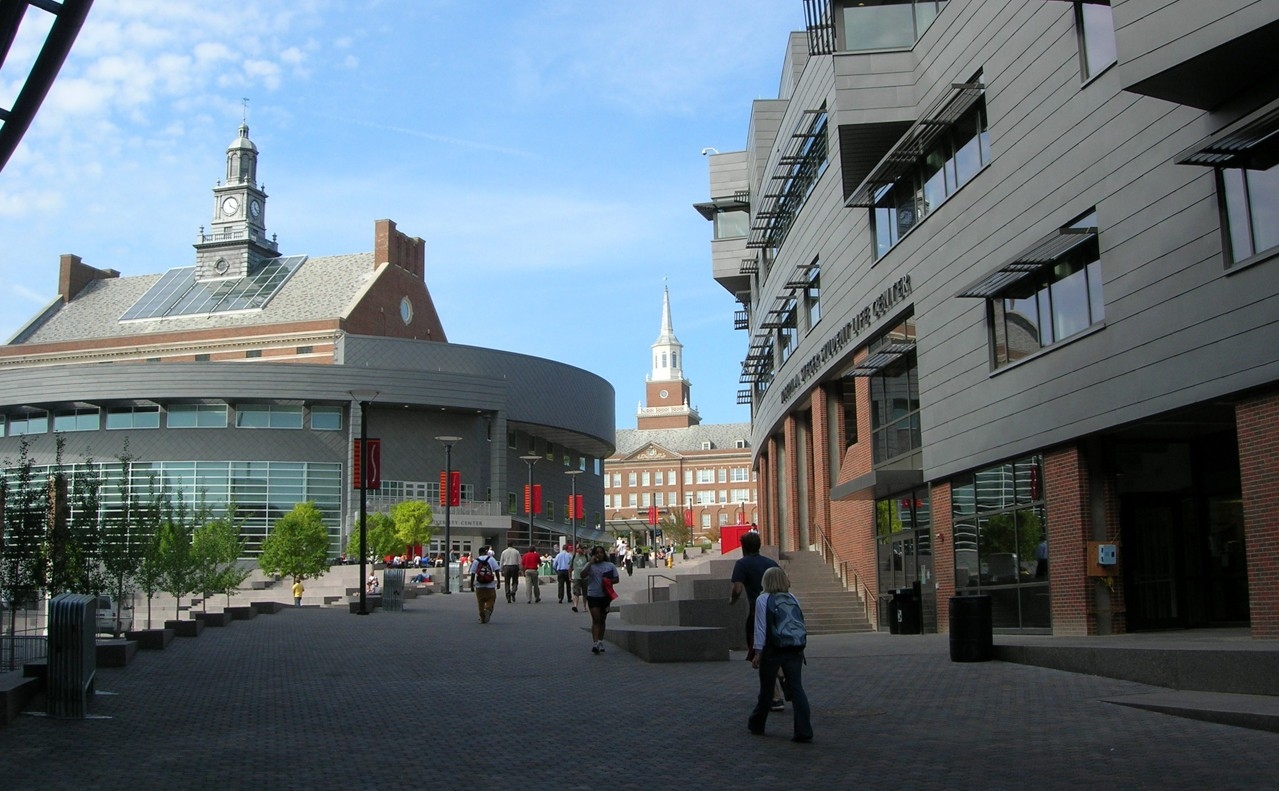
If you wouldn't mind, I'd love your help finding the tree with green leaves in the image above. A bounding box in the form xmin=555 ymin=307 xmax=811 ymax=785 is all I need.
xmin=130 ymin=477 xmax=169 ymax=629
xmin=157 ymin=492 xmax=203 ymax=620
xmin=44 ymin=436 xmax=78 ymax=596
xmin=346 ymin=511 xmax=401 ymax=562
xmin=391 ymin=500 xmax=434 ymax=554
xmin=258 ymin=501 xmax=331 ymax=585
xmin=192 ymin=512 xmax=249 ymax=610
xmin=658 ymin=509 xmax=693 ymax=551
xmin=67 ymin=454 xmax=109 ymax=599
xmin=1 ymin=439 xmax=47 ymax=641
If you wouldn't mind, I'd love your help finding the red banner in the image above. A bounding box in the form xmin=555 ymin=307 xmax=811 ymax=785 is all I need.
xmin=440 ymin=470 xmax=460 ymax=506
xmin=353 ymin=439 xmax=381 ymax=490
xmin=525 ymin=484 xmax=542 ymax=515
xmin=647 ymin=505 xmax=658 ymax=525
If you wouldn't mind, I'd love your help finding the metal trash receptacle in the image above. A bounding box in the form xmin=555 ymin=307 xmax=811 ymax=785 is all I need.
xmin=891 ymin=588 xmax=921 ymax=635
xmin=949 ymin=594 xmax=993 ymax=662
xmin=47 ymin=593 xmax=97 ymax=718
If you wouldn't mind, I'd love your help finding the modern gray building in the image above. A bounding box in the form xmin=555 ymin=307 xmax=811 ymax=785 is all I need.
xmin=702 ymin=0 xmax=1279 ymax=637
xmin=0 ymin=124 xmax=615 ymax=560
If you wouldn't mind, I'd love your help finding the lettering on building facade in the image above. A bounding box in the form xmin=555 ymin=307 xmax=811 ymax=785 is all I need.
xmin=778 ymin=275 xmax=912 ymax=404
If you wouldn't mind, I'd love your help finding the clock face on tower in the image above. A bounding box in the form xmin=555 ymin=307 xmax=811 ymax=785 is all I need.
xmin=249 ymin=199 xmax=261 ymax=219
xmin=221 ymin=196 xmax=239 ymax=216
xmin=659 ymin=389 xmax=669 ymax=399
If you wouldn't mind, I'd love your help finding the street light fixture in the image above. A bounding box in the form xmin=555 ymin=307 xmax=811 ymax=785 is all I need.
xmin=565 ymin=469 xmax=584 ymax=554
xmin=435 ymin=435 xmax=462 ymax=594
xmin=519 ymin=454 xmax=540 ymax=548
xmin=349 ymin=389 xmax=379 ymax=615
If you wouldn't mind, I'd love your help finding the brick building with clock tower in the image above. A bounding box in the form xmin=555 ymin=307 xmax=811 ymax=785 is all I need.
xmin=606 ymin=288 xmax=756 ymax=544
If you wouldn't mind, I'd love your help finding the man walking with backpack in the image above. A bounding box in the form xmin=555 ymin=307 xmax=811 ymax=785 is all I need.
xmin=470 ymin=547 xmax=500 ymax=624
xmin=748 ymin=567 xmax=813 ymax=742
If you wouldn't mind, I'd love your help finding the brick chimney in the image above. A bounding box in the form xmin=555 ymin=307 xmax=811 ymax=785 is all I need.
xmin=58 ymin=254 xmax=119 ymax=304
xmin=374 ymin=219 xmax=425 ymax=280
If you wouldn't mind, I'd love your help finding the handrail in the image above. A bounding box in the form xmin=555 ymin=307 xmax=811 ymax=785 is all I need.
xmin=647 ymin=574 xmax=676 ymax=602
xmin=811 ymin=522 xmax=877 ymax=629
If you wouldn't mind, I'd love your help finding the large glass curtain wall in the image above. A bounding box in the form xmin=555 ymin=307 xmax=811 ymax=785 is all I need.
xmin=950 ymin=455 xmax=1050 ymax=630
xmin=13 ymin=460 xmax=344 ymax=559
xmin=876 ymin=487 xmax=933 ymax=631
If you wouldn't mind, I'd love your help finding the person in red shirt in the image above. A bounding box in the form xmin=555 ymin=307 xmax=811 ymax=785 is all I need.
xmin=521 ymin=546 xmax=542 ymax=603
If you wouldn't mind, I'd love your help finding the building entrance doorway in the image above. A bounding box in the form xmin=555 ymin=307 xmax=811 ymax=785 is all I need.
xmin=1113 ymin=419 xmax=1247 ymax=631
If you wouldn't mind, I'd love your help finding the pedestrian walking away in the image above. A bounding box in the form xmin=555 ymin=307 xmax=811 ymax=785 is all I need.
xmin=570 ymin=545 xmax=590 ymax=612
xmin=730 ymin=530 xmax=786 ymax=709
xmin=471 ymin=547 xmax=500 ymax=623
xmin=522 ymin=545 xmax=542 ymax=603
xmin=747 ymin=567 xmax=812 ymax=742
xmin=500 ymin=542 xmax=522 ymax=603
xmin=580 ymin=545 xmax=620 ymax=654
xmin=292 ymin=579 xmax=304 ymax=607
xmin=553 ymin=544 xmax=574 ymax=603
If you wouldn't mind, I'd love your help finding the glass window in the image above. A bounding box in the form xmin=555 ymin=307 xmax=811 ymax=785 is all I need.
xmin=778 ymin=299 xmax=798 ymax=364
xmin=989 ymin=211 xmax=1104 ymax=368
xmin=654 ymin=471 xmax=663 ymax=486
xmin=166 ymin=403 xmax=228 ymax=428
xmin=950 ymin=455 xmax=1048 ymax=630
xmin=804 ymin=264 xmax=822 ymax=329
xmin=1221 ymin=162 xmax=1279 ymax=265
xmin=54 ymin=408 xmax=100 ymax=432
xmin=628 ymin=472 xmax=637 ymax=487
xmin=714 ymin=209 xmax=749 ymax=239
xmin=1076 ymin=1 xmax=1117 ymax=80
xmin=105 ymin=406 xmax=161 ymax=430
xmin=868 ymin=318 xmax=920 ymax=466
xmin=641 ymin=471 xmax=650 ymax=487
xmin=873 ymin=97 xmax=988 ymax=259
xmin=235 ymin=404 xmax=303 ymax=429
xmin=8 ymin=411 xmax=49 ymax=436
xmin=310 ymin=406 xmax=342 ymax=431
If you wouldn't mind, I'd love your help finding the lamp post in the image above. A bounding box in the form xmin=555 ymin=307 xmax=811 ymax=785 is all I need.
xmin=435 ymin=435 xmax=462 ymax=594
xmin=350 ymin=389 xmax=379 ymax=615
xmin=519 ymin=454 xmax=540 ymax=548
xmin=565 ymin=469 xmax=583 ymax=553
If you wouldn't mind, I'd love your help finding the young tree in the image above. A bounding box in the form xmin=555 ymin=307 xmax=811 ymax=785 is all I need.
xmin=391 ymin=500 xmax=434 ymax=556
xmin=658 ymin=509 xmax=693 ymax=551
xmin=157 ymin=493 xmax=202 ymax=620
xmin=347 ymin=511 xmax=401 ymax=562
xmin=130 ymin=477 xmax=169 ymax=629
xmin=258 ymin=502 xmax=331 ymax=585
xmin=68 ymin=455 xmax=109 ymax=598
xmin=1 ymin=439 xmax=48 ymax=641
xmin=44 ymin=436 xmax=78 ymax=596
xmin=192 ymin=512 xmax=248 ymax=611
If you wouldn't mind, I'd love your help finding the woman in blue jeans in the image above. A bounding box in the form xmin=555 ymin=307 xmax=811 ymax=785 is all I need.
xmin=748 ymin=567 xmax=813 ymax=742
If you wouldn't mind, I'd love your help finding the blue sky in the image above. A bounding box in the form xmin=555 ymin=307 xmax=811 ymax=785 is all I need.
xmin=0 ymin=1 xmax=802 ymax=427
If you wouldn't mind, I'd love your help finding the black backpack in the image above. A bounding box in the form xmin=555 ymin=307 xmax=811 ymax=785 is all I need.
xmin=474 ymin=558 xmax=495 ymax=585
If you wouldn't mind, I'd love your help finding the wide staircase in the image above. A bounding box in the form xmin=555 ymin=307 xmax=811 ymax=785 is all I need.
xmin=778 ymin=550 xmax=875 ymax=635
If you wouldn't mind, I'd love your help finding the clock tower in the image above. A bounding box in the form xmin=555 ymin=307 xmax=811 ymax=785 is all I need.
xmin=638 ymin=286 xmax=700 ymax=429
xmin=194 ymin=122 xmax=278 ymax=279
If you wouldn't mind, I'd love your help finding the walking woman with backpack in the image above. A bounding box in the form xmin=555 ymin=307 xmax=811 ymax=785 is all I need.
xmin=748 ymin=566 xmax=813 ymax=742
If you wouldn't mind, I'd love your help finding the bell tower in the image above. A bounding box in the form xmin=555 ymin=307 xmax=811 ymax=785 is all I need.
xmin=638 ymin=286 xmax=699 ymax=429
xmin=194 ymin=112 xmax=278 ymax=280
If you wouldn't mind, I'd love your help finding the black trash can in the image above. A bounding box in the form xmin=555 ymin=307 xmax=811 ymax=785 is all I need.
xmin=949 ymin=594 xmax=993 ymax=662
xmin=891 ymin=588 xmax=921 ymax=635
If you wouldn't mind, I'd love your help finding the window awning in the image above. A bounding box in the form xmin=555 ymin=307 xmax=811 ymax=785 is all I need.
xmin=845 ymin=82 xmax=985 ymax=208
xmin=956 ymin=227 xmax=1097 ymax=299
xmin=1175 ymin=96 xmax=1279 ymax=171
xmin=748 ymin=108 xmax=827 ymax=249
xmin=847 ymin=342 xmax=915 ymax=377
xmin=693 ymin=190 xmax=751 ymax=221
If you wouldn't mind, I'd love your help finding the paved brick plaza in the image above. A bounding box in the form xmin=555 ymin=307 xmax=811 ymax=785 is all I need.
xmin=3 ymin=590 xmax=1276 ymax=791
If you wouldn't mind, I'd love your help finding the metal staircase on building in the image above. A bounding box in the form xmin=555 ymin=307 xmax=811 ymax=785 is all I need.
xmin=778 ymin=550 xmax=875 ymax=635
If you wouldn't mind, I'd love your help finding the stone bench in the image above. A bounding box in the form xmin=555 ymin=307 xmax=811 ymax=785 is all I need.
xmin=598 ymin=624 xmax=729 ymax=663
xmin=251 ymin=601 xmax=287 ymax=615
xmin=0 ymin=671 xmax=42 ymax=728
xmin=165 ymin=619 xmax=205 ymax=637
xmin=226 ymin=606 xmax=256 ymax=621
xmin=96 ymin=638 xmax=138 ymax=668
xmin=192 ymin=609 xmax=231 ymax=627
xmin=125 ymin=628 xmax=175 ymax=650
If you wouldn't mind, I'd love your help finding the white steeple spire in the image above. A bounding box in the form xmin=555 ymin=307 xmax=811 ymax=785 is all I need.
xmin=650 ymin=284 xmax=684 ymax=383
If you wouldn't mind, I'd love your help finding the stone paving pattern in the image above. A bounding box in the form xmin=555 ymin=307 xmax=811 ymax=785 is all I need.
xmin=3 ymin=588 xmax=1277 ymax=791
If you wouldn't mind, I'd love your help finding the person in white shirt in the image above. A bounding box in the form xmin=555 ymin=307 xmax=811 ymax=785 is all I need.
xmin=553 ymin=545 xmax=574 ymax=603
xmin=499 ymin=543 xmax=522 ymax=603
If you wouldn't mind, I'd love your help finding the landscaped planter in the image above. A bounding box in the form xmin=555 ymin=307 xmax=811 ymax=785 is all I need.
xmin=125 ymin=628 xmax=176 ymax=650
xmin=165 ymin=619 xmax=204 ymax=637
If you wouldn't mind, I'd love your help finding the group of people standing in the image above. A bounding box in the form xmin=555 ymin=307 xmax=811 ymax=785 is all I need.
xmin=469 ymin=543 xmax=620 ymax=653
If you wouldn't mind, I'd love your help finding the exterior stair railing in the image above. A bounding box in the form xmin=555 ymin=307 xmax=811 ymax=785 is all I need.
xmin=811 ymin=522 xmax=877 ymax=630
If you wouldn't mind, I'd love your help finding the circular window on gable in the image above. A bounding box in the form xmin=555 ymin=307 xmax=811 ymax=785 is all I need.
xmin=400 ymin=296 xmax=413 ymax=325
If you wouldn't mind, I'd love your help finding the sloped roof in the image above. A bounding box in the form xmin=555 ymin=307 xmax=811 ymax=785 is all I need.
xmin=613 ymin=422 xmax=752 ymax=457
xmin=14 ymin=253 xmax=376 ymax=345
